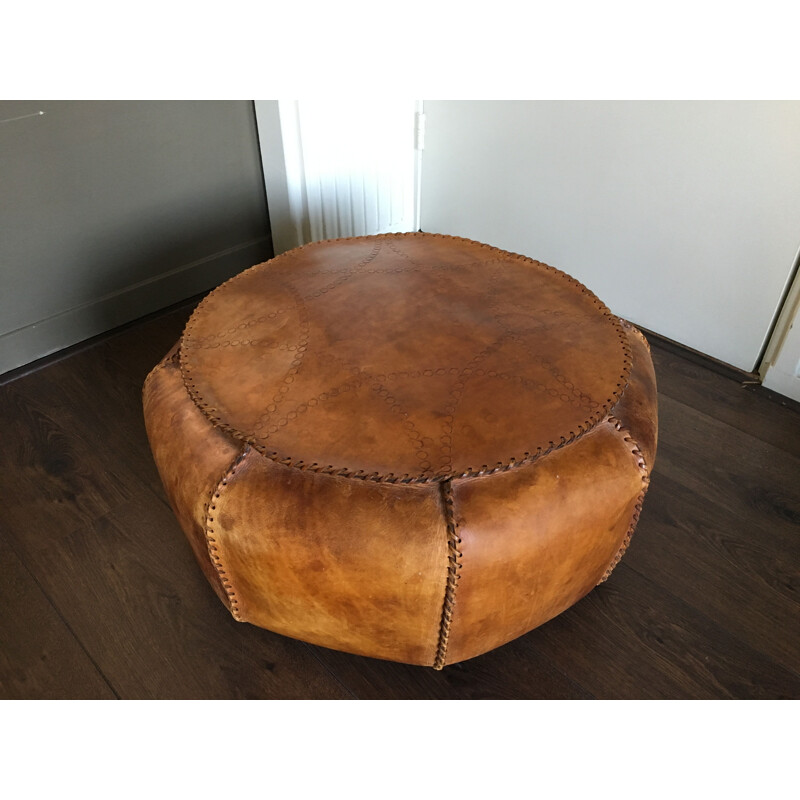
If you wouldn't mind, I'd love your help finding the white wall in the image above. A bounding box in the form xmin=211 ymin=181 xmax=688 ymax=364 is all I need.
xmin=420 ymin=101 xmax=800 ymax=372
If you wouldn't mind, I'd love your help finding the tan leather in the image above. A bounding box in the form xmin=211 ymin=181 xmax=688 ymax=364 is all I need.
xmin=143 ymin=344 xmax=241 ymax=608
xmin=143 ymin=233 xmax=658 ymax=668
xmin=210 ymin=451 xmax=447 ymax=665
xmin=612 ymin=320 xmax=658 ymax=469
xmin=446 ymin=420 xmax=646 ymax=665
xmin=180 ymin=235 xmax=631 ymax=479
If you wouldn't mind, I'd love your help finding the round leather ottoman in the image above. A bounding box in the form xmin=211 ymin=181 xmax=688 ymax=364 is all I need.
xmin=143 ymin=233 xmax=657 ymax=669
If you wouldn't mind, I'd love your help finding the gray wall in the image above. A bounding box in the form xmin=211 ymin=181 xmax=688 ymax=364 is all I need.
xmin=0 ymin=100 xmax=273 ymax=375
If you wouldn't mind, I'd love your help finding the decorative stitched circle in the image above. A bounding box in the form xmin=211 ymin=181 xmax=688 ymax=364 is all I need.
xmin=180 ymin=233 xmax=631 ymax=480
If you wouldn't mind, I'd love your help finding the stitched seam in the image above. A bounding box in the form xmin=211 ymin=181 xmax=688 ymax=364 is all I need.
xmin=598 ymin=416 xmax=650 ymax=583
xmin=433 ymin=479 xmax=462 ymax=669
xmin=142 ymin=346 xmax=180 ymax=393
xmin=179 ymin=233 xmax=633 ymax=484
xmin=619 ymin=318 xmax=652 ymax=354
xmin=204 ymin=445 xmax=251 ymax=619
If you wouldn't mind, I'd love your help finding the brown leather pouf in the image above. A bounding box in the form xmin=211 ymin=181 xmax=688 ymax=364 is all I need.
xmin=143 ymin=233 xmax=657 ymax=668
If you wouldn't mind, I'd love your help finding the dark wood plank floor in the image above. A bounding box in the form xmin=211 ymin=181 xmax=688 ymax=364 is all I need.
xmin=1 ymin=298 xmax=798 ymax=699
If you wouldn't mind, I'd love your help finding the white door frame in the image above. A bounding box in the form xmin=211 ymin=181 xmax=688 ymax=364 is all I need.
xmin=759 ymin=245 xmax=800 ymax=402
xmin=255 ymin=100 xmax=305 ymax=255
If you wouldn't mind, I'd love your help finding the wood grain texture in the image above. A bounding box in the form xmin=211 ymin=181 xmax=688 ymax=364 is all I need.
xmin=523 ymin=560 xmax=799 ymax=699
xmin=624 ymin=472 xmax=799 ymax=674
xmin=650 ymin=343 xmax=800 ymax=459
xmin=0 ymin=297 xmax=798 ymax=699
xmin=655 ymin=394 xmax=800 ymax=540
xmin=303 ymin=634 xmax=595 ymax=700
xmin=0 ymin=535 xmax=117 ymax=700
xmin=3 ymin=496 xmax=351 ymax=699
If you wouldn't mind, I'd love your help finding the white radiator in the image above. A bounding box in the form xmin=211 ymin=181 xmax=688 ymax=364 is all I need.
xmin=276 ymin=100 xmax=418 ymax=248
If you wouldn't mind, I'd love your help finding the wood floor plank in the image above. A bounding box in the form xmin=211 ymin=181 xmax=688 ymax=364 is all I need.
xmin=524 ymin=562 xmax=800 ymax=699
xmin=3 ymin=492 xmax=352 ymax=699
xmin=303 ymin=636 xmax=594 ymax=700
xmin=7 ymin=343 xmax=170 ymax=500
xmin=0 ymin=532 xmax=117 ymax=699
xmin=0 ymin=383 xmax=133 ymax=538
xmin=649 ymin=343 xmax=800 ymax=459
xmin=655 ymin=394 xmax=800 ymax=543
xmin=94 ymin=301 xmax=197 ymax=390
xmin=4 ymin=302 xmax=199 ymax=502
xmin=623 ymin=472 xmax=799 ymax=673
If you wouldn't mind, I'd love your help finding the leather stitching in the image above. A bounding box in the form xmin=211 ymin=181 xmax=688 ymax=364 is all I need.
xmin=142 ymin=346 xmax=180 ymax=392
xmin=598 ymin=416 xmax=650 ymax=583
xmin=204 ymin=445 xmax=251 ymax=619
xmin=433 ymin=479 xmax=462 ymax=670
xmin=619 ymin=317 xmax=652 ymax=354
xmin=179 ymin=232 xmax=634 ymax=484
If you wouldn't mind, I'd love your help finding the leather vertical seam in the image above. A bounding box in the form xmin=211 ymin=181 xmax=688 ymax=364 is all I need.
xmin=433 ymin=479 xmax=462 ymax=669
xmin=204 ymin=445 xmax=251 ymax=620
xmin=142 ymin=345 xmax=181 ymax=393
xmin=598 ymin=416 xmax=650 ymax=583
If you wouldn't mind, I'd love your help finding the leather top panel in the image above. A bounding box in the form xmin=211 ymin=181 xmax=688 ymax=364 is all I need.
xmin=181 ymin=233 xmax=630 ymax=479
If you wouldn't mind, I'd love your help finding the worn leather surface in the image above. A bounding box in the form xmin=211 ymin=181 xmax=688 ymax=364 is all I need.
xmin=143 ymin=345 xmax=240 ymax=608
xmin=210 ymin=450 xmax=447 ymax=664
xmin=445 ymin=420 xmax=646 ymax=665
xmin=180 ymin=234 xmax=631 ymax=480
xmin=142 ymin=233 xmax=658 ymax=668
xmin=612 ymin=320 xmax=658 ymax=470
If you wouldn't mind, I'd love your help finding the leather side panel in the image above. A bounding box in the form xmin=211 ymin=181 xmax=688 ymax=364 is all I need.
xmin=445 ymin=420 xmax=645 ymax=665
xmin=142 ymin=345 xmax=241 ymax=608
xmin=612 ymin=322 xmax=658 ymax=470
xmin=210 ymin=452 xmax=449 ymax=666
